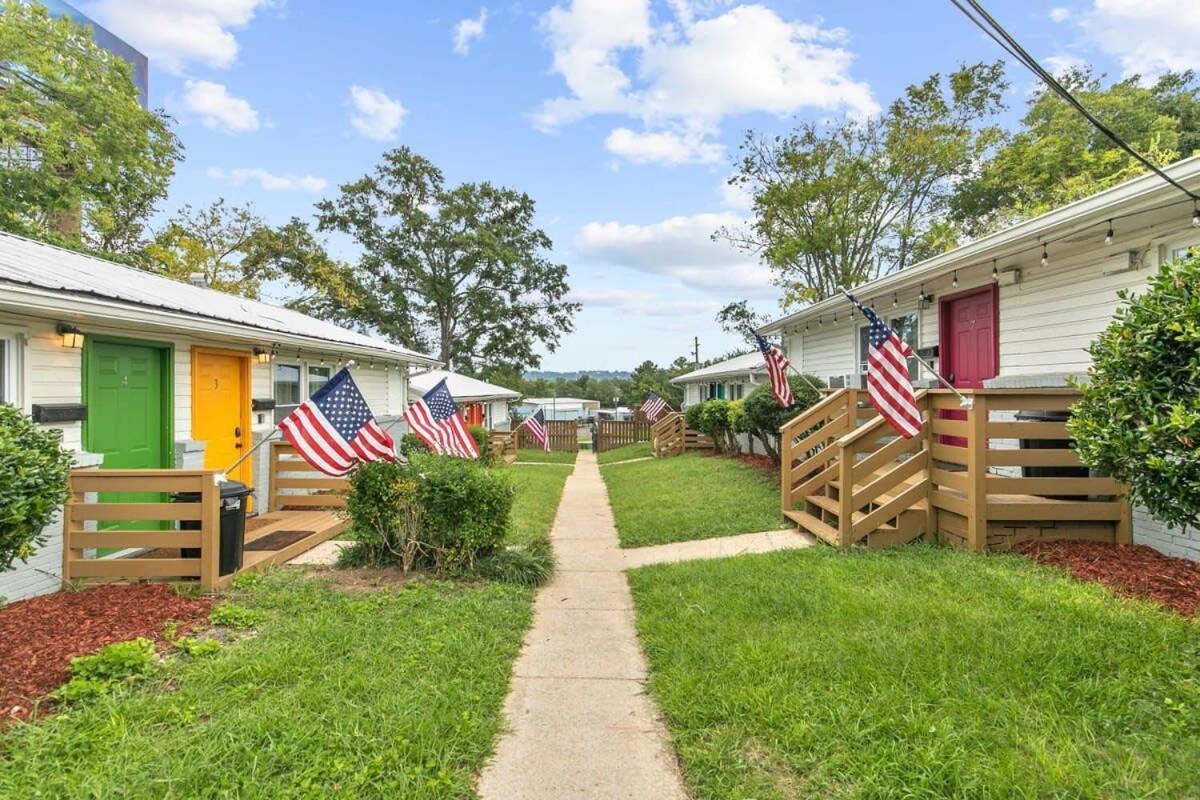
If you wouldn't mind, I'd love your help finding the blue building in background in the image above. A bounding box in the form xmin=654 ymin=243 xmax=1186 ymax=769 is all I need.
xmin=40 ymin=0 xmax=148 ymax=105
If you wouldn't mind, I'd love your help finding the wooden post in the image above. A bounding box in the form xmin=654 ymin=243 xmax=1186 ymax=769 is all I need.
xmin=837 ymin=437 xmax=854 ymax=549
xmin=61 ymin=473 xmax=87 ymax=587
xmin=1115 ymin=494 xmax=1133 ymax=545
xmin=780 ymin=420 xmax=793 ymax=515
xmin=845 ymin=387 xmax=859 ymax=430
xmin=965 ymin=394 xmax=988 ymax=553
xmin=199 ymin=473 xmax=220 ymax=590
xmin=922 ymin=399 xmax=937 ymax=541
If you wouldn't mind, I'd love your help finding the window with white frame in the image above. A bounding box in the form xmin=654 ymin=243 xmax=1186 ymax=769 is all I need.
xmin=307 ymin=365 xmax=331 ymax=396
xmin=0 ymin=329 xmax=23 ymax=407
xmin=273 ymin=363 xmax=302 ymax=422
xmin=1163 ymin=235 xmax=1199 ymax=264
xmin=858 ymin=312 xmax=919 ymax=380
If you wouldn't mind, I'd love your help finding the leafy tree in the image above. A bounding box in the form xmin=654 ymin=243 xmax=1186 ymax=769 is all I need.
xmin=1069 ymin=253 xmax=1200 ymax=532
xmin=716 ymin=300 xmax=768 ymax=344
xmin=627 ymin=358 xmax=691 ymax=408
xmin=312 ymin=147 xmax=579 ymax=372
xmin=0 ymin=0 xmax=181 ymax=254
xmin=143 ymin=200 xmax=277 ymax=298
xmin=742 ymin=374 xmax=825 ymax=466
xmin=718 ymin=62 xmax=1007 ymax=307
xmin=952 ymin=68 xmax=1200 ymax=231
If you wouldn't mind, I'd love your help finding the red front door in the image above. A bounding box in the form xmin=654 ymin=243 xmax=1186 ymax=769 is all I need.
xmin=938 ymin=285 xmax=998 ymax=446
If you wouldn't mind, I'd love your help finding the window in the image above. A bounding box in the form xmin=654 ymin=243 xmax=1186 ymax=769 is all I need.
xmin=273 ymin=363 xmax=302 ymax=422
xmin=731 ymin=383 xmax=744 ymax=400
xmin=307 ymin=365 xmax=331 ymax=397
xmin=0 ymin=330 xmax=23 ymax=408
xmin=858 ymin=312 xmax=919 ymax=380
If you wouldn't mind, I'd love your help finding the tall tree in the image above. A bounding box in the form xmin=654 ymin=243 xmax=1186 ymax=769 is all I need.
xmin=718 ymin=62 xmax=1007 ymax=307
xmin=715 ymin=300 xmax=769 ymax=344
xmin=0 ymin=0 xmax=181 ymax=254
xmin=951 ymin=68 xmax=1200 ymax=231
xmin=313 ymin=147 xmax=578 ymax=372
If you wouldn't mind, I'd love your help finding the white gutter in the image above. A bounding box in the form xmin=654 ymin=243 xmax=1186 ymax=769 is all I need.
xmin=0 ymin=282 xmax=442 ymax=367
xmin=758 ymin=155 xmax=1200 ymax=335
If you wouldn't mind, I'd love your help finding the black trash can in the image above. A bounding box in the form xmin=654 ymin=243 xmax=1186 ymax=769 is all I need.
xmin=174 ymin=481 xmax=255 ymax=576
xmin=1015 ymin=410 xmax=1088 ymax=499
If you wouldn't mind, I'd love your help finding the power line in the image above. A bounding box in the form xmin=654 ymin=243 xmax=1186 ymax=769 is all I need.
xmin=948 ymin=0 xmax=1200 ymax=203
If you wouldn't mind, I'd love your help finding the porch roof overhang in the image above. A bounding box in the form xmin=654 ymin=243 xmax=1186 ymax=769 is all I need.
xmin=670 ymin=352 xmax=765 ymax=385
xmin=758 ymin=155 xmax=1200 ymax=337
xmin=408 ymin=369 xmax=521 ymax=403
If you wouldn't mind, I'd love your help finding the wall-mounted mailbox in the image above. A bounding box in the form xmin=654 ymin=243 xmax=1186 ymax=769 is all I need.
xmin=32 ymin=403 xmax=88 ymax=424
xmin=916 ymin=345 xmax=939 ymax=359
xmin=251 ymin=398 xmax=276 ymax=412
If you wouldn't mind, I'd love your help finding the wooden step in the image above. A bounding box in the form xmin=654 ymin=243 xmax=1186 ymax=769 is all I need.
xmin=803 ymin=493 xmax=906 ymax=532
xmin=783 ymin=509 xmax=838 ymax=546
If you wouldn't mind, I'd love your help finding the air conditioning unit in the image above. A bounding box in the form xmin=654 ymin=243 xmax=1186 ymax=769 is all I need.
xmin=827 ymin=374 xmax=864 ymax=389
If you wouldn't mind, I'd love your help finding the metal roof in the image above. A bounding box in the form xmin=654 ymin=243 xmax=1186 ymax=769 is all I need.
xmin=0 ymin=231 xmax=437 ymax=364
xmin=670 ymin=352 xmax=764 ymax=384
xmin=409 ymin=370 xmax=521 ymax=402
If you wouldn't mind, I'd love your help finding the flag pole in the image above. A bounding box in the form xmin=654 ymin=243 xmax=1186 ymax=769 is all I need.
xmin=837 ymin=289 xmax=973 ymax=408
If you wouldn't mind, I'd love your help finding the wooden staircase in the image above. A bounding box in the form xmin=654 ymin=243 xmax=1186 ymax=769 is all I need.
xmin=780 ymin=388 xmax=932 ymax=548
xmin=651 ymin=412 xmax=714 ymax=458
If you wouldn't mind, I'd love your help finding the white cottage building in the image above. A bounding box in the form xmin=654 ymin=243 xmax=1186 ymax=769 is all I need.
xmin=759 ymin=156 xmax=1200 ymax=559
xmin=671 ymin=352 xmax=764 ymax=409
xmin=409 ymin=369 xmax=520 ymax=430
xmin=0 ymin=232 xmax=438 ymax=601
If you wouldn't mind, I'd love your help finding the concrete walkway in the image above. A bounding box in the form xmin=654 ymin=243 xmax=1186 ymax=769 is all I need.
xmin=622 ymin=528 xmax=814 ymax=569
xmin=478 ymin=450 xmax=689 ymax=800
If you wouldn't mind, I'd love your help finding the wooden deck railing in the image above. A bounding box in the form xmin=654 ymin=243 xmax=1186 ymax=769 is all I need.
xmin=517 ymin=420 xmax=579 ymax=452
xmin=779 ymin=387 xmax=1131 ymax=551
xmin=650 ymin=412 xmax=714 ymax=457
xmin=64 ymin=469 xmax=223 ymax=588
xmin=595 ymin=419 xmax=652 ymax=453
xmin=269 ymin=442 xmax=348 ymax=511
xmin=488 ymin=430 xmax=518 ymax=462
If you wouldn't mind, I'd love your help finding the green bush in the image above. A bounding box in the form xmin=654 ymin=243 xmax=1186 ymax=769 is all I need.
xmin=53 ymin=638 xmax=158 ymax=704
xmin=468 ymin=424 xmax=498 ymax=465
xmin=399 ymin=433 xmax=430 ymax=458
xmin=468 ymin=537 xmax=554 ymax=587
xmin=344 ymin=459 xmax=423 ymax=570
xmin=742 ymin=374 xmax=825 ymax=465
xmin=0 ymin=405 xmax=74 ymax=572
xmin=727 ymin=399 xmax=747 ymax=434
xmin=409 ymin=453 xmax=513 ymax=569
xmin=1070 ymin=254 xmax=1200 ymax=530
xmin=684 ymin=402 xmax=705 ymax=431
xmin=697 ymin=399 xmax=738 ymax=452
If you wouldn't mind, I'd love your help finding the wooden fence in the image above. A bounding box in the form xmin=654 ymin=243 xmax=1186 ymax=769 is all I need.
xmin=517 ymin=419 xmax=579 ymax=452
xmin=595 ymin=420 xmax=652 ymax=453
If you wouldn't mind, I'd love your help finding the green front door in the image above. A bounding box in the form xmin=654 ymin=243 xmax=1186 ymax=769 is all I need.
xmin=85 ymin=340 xmax=171 ymax=534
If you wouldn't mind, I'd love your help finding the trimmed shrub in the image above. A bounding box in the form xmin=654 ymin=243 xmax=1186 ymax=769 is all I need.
xmin=684 ymin=402 xmax=705 ymax=431
xmin=743 ymin=374 xmax=826 ymax=465
xmin=727 ymin=399 xmax=747 ymax=434
xmin=344 ymin=459 xmax=424 ymax=570
xmin=697 ymin=399 xmax=738 ymax=452
xmin=410 ymin=453 xmax=513 ymax=569
xmin=0 ymin=405 xmax=73 ymax=572
xmin=399 ymin=433 xmax=429 ymax=458
xmin=1069 ymin=253 xmax=1200 ymax=530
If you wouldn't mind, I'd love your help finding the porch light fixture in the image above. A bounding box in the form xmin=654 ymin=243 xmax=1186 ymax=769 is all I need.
xmin=56 ymin=323 xmax=84 ymax=349
xmin=253 ymin=347 xmax=272 ymax=364
xmin=1040 ymin=246 xmax=1049 ymax=268
xmin=1104 ymin=220 xmax=1114 ymax=246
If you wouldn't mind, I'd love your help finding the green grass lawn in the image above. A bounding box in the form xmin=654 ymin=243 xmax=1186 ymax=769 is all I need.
xmin=513 ymin=448 xmax=577 ymax=464
xmin=0 ymin=571 xmax=532 ymax=799
xmin=628 ymin=545 xmax=1200 ymax=799
xmin=601 ymin=453 xmax=783 ymax=547
xmin=504 ymin=464 xmax=572 ymax=546
xmin=596 ymin=441 xmax=651 ymax=464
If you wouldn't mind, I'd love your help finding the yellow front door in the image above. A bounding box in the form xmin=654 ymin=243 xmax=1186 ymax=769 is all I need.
xmin=193 ymin=350 xmax=253 ymax=493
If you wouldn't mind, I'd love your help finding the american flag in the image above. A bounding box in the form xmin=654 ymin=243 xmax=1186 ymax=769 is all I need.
xmin=278 ymin=368 xmax=396 ymax=476
xmin=403 ymin=378 xmax=480 ymax=458
xmin=755 ymin=334 xmax=794 ymax=407
xmin=847 ymin=293 xmax=922 ymax=438
xmin=641 ymin=391 xmax=667 ymax=421
xmin=520 ymin=408 xmax=550 ymax=451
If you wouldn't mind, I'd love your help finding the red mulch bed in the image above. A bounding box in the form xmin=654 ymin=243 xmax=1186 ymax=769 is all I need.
xmin=1015 ymin=540 xmax=1200 ymax=617
xmin=719 ymin=452 xmax=777 ymax=477
xmin=0 ymin=584 xmax=213 ymax=722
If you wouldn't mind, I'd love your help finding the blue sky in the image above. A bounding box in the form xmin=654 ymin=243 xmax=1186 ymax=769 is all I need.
xmin=78 ymin=0 xmax=1194 ymax=371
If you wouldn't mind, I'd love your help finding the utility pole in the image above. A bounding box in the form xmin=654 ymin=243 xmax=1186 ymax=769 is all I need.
xmin=692 ymin=336 xmax=700 ymax=368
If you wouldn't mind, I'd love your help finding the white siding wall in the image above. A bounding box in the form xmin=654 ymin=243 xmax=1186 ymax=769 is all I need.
xmin=0 ymin=310 xmax=414 ymax=602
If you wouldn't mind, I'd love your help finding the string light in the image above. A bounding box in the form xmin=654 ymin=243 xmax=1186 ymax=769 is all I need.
xmin=1040 ymin=245 xmax=1049 ymax=267
xmin=992 ymin=260 xmax=998 ymax=280
xmin=1104 ymin=220 xmax=1114 ymax=246
xmin=892 ymin=292 xmax=898 ymax=308
xmin=1193 ymin=201 xmax=1200 ymax=228
xmin=818 ymin=317 xmax=823 ymax=327
xmin=833 ymin=312 xmax=839 ymax=326
xmin=952 ymin=270 xmax=958 ymax=288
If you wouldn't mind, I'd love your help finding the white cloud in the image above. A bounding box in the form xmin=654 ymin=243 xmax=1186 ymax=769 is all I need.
xmin=1048 ymin=7 xmax=1071 ymax=22
xmin=1043 ymin=53 xmax=1087 ymax=77
xmin=535 ymin=1 xmax=876 ymax=165
xmin=575 ymin=212 xmax=775 ymax=296
xmin=604 ymin=127 xmax=723 ymax=165
xmin=181 ymin=80 xmax=260 ymax=133
xmin=1077 ymin=0 xmax=1200 ymax=75
xmin=82 ymin=0 xmax=274 ymax=73
xmin=567 ymin=287 xmax=720 ymax=316
xmin=453 ymin=8 xmax=489 ymax=55
xmin=717 ymin=179 xmax=753 ymax=211
xmin=208 ymin=167 xmax=327 ymax=193
xmin=348 ymin=86 xmax=407 ymax=141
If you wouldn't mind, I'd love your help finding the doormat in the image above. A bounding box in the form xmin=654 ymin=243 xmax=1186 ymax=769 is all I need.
xmin=245 ymin=530 xmax=312 ymax=551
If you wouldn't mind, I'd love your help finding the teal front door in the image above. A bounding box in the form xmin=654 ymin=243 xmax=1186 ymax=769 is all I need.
xmin=85 ymin=340 xmax=170 ymax=533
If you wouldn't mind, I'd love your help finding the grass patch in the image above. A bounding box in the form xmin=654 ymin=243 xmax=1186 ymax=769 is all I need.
xmin=514 ymin=448 xmax=577 ymax=465
xmin=596 ymin=441 xmax=651 ymax=464
xmin=628 ymin=545 xmax=1200 ymax=799
xmin=0 ymin=571 xmax=533 ymax=799
xmin=602 ymin=453 xmax=783 ymax=547
xmin=504 ymin=463 xmax=572 ymax=547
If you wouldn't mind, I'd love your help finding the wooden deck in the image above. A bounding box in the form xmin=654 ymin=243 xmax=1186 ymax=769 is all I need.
xmin=64 ymin=441 xmax=349 ymax=590
xmin=779 ymin=388 xmax=1131 ymax=551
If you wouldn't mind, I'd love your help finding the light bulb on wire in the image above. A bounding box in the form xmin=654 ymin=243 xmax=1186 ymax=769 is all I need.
xmin=1040 ymin=245 xmax=1049 ymax=268
xmin=992 ymin=261 xmax=998 ymax=281
xmin=1104 ymin=221 xmax=1114 ymax=246
xmin=952 ymin=270 xmax=958 ymax=288
xmin=1193 ymin=202 xmax=1200 ymax=228
xmin=892 ymin=292 xmax=898 ymax=308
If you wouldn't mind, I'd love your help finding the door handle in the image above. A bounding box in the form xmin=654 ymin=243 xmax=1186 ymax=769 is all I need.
xmin=234 ymin=426 xmax=242 ymax=438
